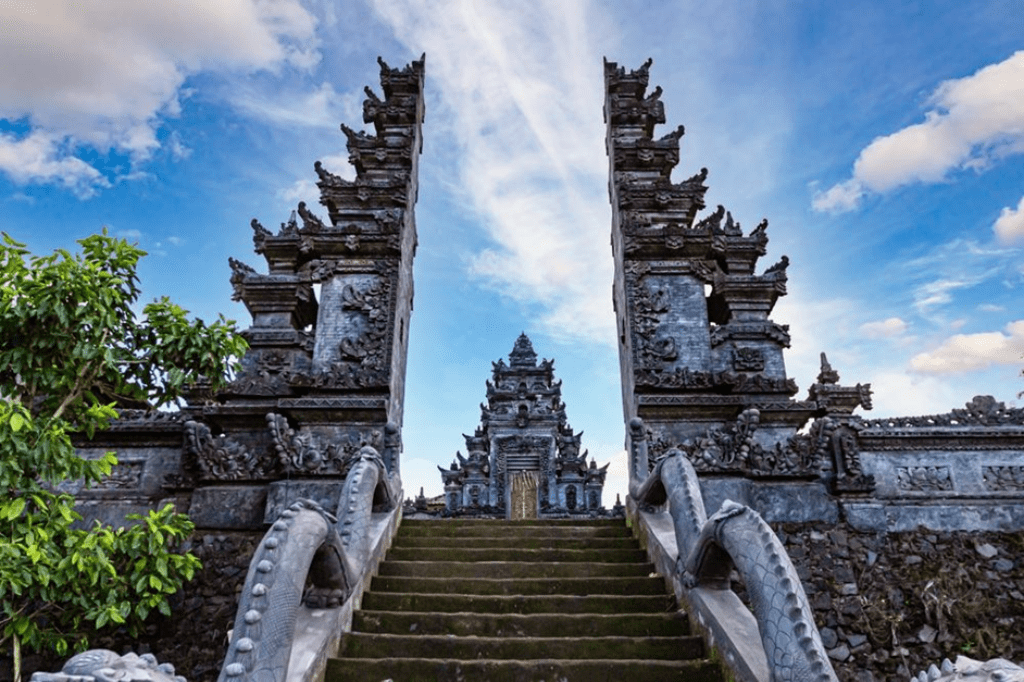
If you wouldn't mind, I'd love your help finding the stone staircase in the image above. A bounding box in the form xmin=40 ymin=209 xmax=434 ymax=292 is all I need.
xmin=325 ymin=517 xmax=725 ymax=681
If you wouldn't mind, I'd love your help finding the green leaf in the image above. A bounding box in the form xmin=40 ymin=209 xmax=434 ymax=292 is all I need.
xmin=4 ymin=497 xmax=25 ymax=521
xmin=9 ymin=412 xmax=25 ymax=432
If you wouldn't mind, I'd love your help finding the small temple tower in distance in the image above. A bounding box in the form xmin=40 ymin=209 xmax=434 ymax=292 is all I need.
xmin=439 ymin=334 xmax=608 ymax=519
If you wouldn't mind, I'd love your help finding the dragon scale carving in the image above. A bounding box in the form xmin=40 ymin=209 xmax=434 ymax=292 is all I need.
xmin=218 ymin=445 xmax=398 ymax=682
xmin=628 ymin=418 xmax=838 ymax=682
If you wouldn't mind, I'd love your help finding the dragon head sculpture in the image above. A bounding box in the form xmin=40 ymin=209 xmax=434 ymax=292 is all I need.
xmin=913 ymin=656 xmax=1024 ymax=682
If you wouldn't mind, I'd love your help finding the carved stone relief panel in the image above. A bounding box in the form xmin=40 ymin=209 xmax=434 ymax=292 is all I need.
xmin=896 ymin=466 xmax=953 ymax=493
xmin=624 ymin=263 xmax=712 ymax=378
xmin=184 ymin=421 xmax=277 ymax=481
xmin=267 ymin=413 xmax=383 ymax=476
xmin=733 ymin=347 xmax=765 ymax=372
xmin=303 ymin=269 xmax=396 ymax=389
xmin=983 ymin=465 xmax=1024 ymax=492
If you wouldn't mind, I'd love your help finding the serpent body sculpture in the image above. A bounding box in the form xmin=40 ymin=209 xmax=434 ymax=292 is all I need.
xmin=628 ymin=417 xmax=838 ymax=682
xmin=218 ymin=446 xmax=398 ymax=682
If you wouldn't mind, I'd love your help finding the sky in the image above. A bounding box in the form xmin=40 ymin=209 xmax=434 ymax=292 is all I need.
xmin=1 ymin=0 xmax=1022 ymax=504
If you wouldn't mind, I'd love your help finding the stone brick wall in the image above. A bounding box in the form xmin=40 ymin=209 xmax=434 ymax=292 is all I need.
xmin=773 ymin=522 xmax=1024 ymax=682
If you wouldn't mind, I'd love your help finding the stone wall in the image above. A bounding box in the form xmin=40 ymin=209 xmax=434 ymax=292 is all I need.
xmin=770 ymin=521 xmax=1024 ymax=682
xmin=1 ymin=532 xmax=261 ymax=682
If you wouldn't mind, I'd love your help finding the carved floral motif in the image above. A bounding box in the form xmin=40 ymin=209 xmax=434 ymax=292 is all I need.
xmin=267 ymin=413 xmax=382 ymax=476
xmin=184 ymin=421 xmax=273 ymax=481
xmin=646 ymin=409 xmax=826 ymax=478
xmin=733 ymin=347 xmax=765 ymax=372
xmin=983 ymin=466 xmax=1024 ymax=492
xmin=897 ymin=466 xmax=953 ymax=492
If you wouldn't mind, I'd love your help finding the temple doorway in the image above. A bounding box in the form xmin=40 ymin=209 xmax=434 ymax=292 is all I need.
xmin=509 ymin=471 xmax=539 ymax=520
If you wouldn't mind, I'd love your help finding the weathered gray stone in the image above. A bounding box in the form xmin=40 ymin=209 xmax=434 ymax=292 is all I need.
xmin=189 ymin=486 xmax=267 ymax=529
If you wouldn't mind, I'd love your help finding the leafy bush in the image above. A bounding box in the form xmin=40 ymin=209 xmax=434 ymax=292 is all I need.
xmin=0 ymin=231 xmax=246 ymax=658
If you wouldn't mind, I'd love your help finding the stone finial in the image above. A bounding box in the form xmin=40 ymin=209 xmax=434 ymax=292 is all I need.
xmin=817 ymin=352 xmax=840 ymax=385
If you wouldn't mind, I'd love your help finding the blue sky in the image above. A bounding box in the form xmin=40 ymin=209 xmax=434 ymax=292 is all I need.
xmin=2 ymin=1 xmax=1022 ymax=503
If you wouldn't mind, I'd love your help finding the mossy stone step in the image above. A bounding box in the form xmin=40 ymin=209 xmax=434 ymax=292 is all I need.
xmin=326 ymin=517 xmax=725 ymax=681
xmin=352 ymin=610 xmax=691 ymax=638
xmin=377 ymin=559 xmax=655 ymax=579
xmin=396 ymin=523 xmax=631 ymax=538
xmin=371 ymin=575 xmax=668 ymax=596
xmin=326 ymin=657 xmax=726 ymax=682
xmin=338 ymin=632 xmax=705 ymax=660
xmin=360 ymin=591 xmax=677 ymax=615
xmin=385 ymin=546 xmax=647 ymax=563
xmin=401 ymin=518 xmax=626 ymax=527
xmin=392 ymin=535 xmax=639 ymax=549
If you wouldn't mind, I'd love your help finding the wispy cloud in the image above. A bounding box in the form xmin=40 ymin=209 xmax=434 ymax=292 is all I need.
xmin=370 ymin=0 xmax=615 ymax=344
xmin=0 ymin=0 xmax=319 ymax=194
xmin=228 ymin=82 xmax=359 ymax=129
xmin=813 ymin=50 xmax=1024 ymax=213
xmin=899 ymin=239 xmax=1021 ymax=319
xmin=0 ymin=129 xmax=109 ymax=198
xmin=910 ymin=320 xmax=1024 ymax=373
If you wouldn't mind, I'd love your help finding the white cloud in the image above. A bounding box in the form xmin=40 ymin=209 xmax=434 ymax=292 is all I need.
xmin=859 ymin=317 xmax=907 ymax=338
xmin=814 ymin=50 xmax=1024 ymax=212
xmin=371 ymin=0 xmax=616 ymax=344
xmin=910 ymin=320 xmax=1024 ymax=374
xmin=811 ymin=179 xmax=865 ymax=213
xmin=994 ymin=195 xmax=1024 ymax=245
xmin=0 ymin=130 xmax=109 ymax=197
xmin=0 ymin=0 xmax=318 ymax=192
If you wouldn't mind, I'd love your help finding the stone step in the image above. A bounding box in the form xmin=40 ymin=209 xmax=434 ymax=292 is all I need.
xmin=392 ymin=535 xmax=639 ymax=549
xmin=337 ymin=633 xmax=705 ymax=661
xmin=370 ymin=575 xmax=668 ymax=596
xmin=352 ymin=610 xmax=691 ymax=638
xmin=401 ymin=518 xmax=626 ymax=527
xmin=397 ymin=522 xmax=631 ymax=538
xmin=385 ymin=546 xmax=648 ymax=563
xmin=325 ymin=657 xmax=727 ymax=682
xmin=377 ymin=560 xmax=655 ymax=579
xmin=326 ymin=517 xmax=725 ymax=682
xmin=360 ymin=591 xmax=677 ymax=615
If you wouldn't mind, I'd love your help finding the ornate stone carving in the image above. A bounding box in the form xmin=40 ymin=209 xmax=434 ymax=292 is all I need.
xmin=626 ymin=424 xmax=838 ymax=682
xmin=634 ymin=366 xmax=799 ymax=394
xmin=732 ymin=347 xmax=764 ymax=372
xmin=267 ymin=413 xmax=382 ymax=476
xmin=96 ymin=461 xmax=144 ymax=490
xmin=911 ymin=656 xmax=1024 ymax=682
xmin=339 ymin=277 xmax=391 ymax=369
xmin=897 ymin=466 xmax=953 ymax=492
xmin=31 ymin=650 xmax=186 ymax=682
xmin=185 ymin=421 xmax=273 ymax=481
xmin=860 ymin=395 xmax=1024 ymax=429
xmin=646 ymin=409 xmax=826 ymax=478
xmin=709 ymin=321 xmax=791 ymax=348
xmin=632 ymin=276 xmax=677 ymax=366
xmin=227 ymin=348 xmax=297 ymax=396
xmin=983 ymin=465 xmax=1024 ymax=492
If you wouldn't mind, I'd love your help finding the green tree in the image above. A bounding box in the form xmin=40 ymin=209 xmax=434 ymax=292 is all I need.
xmin=0 ymin=231 xmax=247 ymax=662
